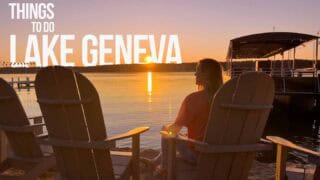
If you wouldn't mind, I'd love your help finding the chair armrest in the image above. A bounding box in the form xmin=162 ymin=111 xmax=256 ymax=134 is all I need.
xmin=107 ymin=127 xmax=149 ymax=142
xmin=37 ymin=127 xmax=150 ymax=150
xmin=195 ymin=142 xmax=272 ymax=153
xmin=178 ymin=135 xmax=272 ymax=153
xmin=267 ymin=136 xmax=320 ymax=156
xmin=260 ymin=138 xmax=272 ymax=144
xmin=0 ymin=123 xmax=46 ymax=132
xmin=174 ymin=133 xmax=204 ymax=146
xmin=160 ymin=131 xmax=272 ymax=153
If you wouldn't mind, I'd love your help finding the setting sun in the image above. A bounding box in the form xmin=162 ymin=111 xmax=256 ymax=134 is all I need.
xmin=144 ymin=56 xmax=154 ymax=64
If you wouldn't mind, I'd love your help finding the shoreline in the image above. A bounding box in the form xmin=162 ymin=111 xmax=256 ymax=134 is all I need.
xmin=0 ymin=59 xmax=315 ymax=74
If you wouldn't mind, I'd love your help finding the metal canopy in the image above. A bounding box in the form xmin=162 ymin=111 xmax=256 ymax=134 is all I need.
xmin=227 ymin=32 xmax=319 ymax=59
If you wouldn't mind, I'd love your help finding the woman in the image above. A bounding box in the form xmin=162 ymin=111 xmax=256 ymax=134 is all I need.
xmin=153 ymin=58 xmax=223 ymax=174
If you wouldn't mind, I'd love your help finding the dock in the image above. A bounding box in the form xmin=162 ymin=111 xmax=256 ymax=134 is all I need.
xmin=7 ymin=77 xmax=35 ymax=90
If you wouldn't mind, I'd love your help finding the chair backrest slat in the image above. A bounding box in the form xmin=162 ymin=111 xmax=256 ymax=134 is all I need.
xmin=76 ymin=72 xmax=114 ymax=178
xmin=197 ymin=72 xmax=275 ymax=180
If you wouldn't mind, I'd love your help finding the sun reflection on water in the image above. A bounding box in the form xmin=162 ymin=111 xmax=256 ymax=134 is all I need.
xmin=147 ymin=71 xmax=152 ymax=102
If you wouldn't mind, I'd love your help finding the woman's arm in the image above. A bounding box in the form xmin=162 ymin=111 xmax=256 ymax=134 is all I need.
xmin=163 ymin=94 xmax=193 ymax=134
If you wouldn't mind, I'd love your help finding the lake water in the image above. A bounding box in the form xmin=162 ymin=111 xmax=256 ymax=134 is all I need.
xmin=1 ymin=72 xmax=319 ymax=163
xmin=1 ymin=72 xmax=195 ymax=149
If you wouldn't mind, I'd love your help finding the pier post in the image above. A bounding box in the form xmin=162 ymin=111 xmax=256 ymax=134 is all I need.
xmin=270 ymin=59 xmax=273 ymax=75
xmin=271 ymin=55 xmax=276 ymax=76
xmin=26 ymin=77 xmax=30 ymax=91
xmin=17 ymin=77 xmax=20 ymax=89
xmin=281 ymin=54 xmax=284 ymax=77
xmin=230 ymin=58 xmax=233 ymax=77
xmin=292 ymin=48 xmax=296 ymax=74
xmin=11 ymin=78 xmax=14 ymax=88
xmin=316 ymin=38 xmax=319 ymax=75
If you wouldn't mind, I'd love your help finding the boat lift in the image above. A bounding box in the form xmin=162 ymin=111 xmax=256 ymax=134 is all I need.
xmin=226 ymin=32 xmax=319 ymax=96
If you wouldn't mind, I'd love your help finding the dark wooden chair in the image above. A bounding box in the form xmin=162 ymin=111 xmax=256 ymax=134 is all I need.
xmin=0 ymin=78 xmax=55 ymax=179
xmin=35 ymin=66 xmax=149 ymax=180
xmin=161 ymin=72 xmax=275 ymax=180
xmin=162 ymin=72 xmax=320 ymax=180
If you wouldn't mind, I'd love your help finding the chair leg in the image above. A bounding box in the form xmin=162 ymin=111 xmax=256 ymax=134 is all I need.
xmin=314 ymin=166 xmax=320 ymax=180
xmin=275 ymin=144 xmax=288 ymax=180
xmin=132 ymin=135 xmax=140 ymax=180
xmin=167 ymin=138 xmax=176 ymax=180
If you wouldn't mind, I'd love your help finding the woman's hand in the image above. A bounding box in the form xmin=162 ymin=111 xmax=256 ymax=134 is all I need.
xmin=161 ymin=124 xmax=170 ymax=131
xmin=161 ymin=123 xmax=182 ymax=134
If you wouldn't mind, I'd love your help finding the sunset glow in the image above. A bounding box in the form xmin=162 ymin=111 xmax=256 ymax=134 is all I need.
xmin=145 ymin=56 xmax=153 ymax=64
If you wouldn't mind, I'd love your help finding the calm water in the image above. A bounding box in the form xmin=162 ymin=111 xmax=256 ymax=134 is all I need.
xmin=1 ymin=72 xmax=195 ymax=149
xmin=1 ymin=72 xmax=320 ymax=163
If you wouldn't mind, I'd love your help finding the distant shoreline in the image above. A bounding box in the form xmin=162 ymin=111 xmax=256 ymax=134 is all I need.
xmin=0 ymin=60 xmax=314 ymax=74
xmin=0 ymin=63 xmax=197 ymax=74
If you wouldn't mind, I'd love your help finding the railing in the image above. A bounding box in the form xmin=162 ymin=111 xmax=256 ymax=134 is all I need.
xmin=7 ymin=77 xmax=35 ymax=90
xmin=229 ymin=67 xmax=320 ymax=94
xmin=230 ymin=67 xmax=256 ymax=77
xmin=230 ymin=67 xmax=318 ymax=78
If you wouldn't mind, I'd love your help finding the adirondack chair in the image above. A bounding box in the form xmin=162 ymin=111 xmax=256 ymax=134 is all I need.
xmin=161 ymin=72 xmax=275 ymax=180
xmin=35 ymin=66 xmax=149 ymax=180
xmin=0 ymin=78 xmax=56 ymax=179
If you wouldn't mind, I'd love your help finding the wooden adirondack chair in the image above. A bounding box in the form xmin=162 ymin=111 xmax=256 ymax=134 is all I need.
xmin=35 ymin=66 xmax=149 ymax=180
xmin=0 ymin=78 xmax=56 ymax=179
xmin=161 ymin=72 xmax=275 ymax=180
